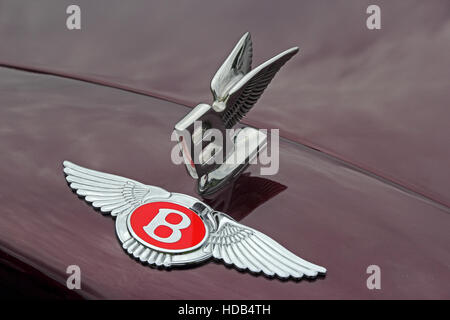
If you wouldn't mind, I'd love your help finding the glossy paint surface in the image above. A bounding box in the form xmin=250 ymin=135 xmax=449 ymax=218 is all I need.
xmin=1 ymin=0 xmax=450 ymax=208
xmin=0 ymin=68 xmax=448 ymax=299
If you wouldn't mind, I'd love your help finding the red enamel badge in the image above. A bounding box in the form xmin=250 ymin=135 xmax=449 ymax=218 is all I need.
xmin=128 ymin=201 xmax=208 ymax=253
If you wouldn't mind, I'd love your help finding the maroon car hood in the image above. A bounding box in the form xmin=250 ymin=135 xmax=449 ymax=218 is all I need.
xmin=0 ymin=67 xmax=449 ymax=299
xmin=1 ymin=0 xmax=450 ymax=208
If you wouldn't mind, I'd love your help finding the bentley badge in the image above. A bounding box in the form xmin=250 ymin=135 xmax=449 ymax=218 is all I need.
xmin=63 ymin=161 xmax=326 ymax=279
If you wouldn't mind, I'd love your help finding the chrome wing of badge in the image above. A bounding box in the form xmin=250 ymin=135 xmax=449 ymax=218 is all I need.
xmin=63 ymin=161 xmax=326 ymax=279
xmin=174 ymin=32 xmax=299 ymax=195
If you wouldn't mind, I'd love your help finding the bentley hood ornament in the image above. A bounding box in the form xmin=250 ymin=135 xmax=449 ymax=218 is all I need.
xmin=63 ymin=161 xmax=326 ymax=279
xmin=174 ymin=32 xmax=299 ymax=195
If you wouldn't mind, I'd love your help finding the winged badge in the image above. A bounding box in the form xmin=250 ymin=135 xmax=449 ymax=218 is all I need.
xmin=63 ymin=161 xmax=326 ymax=280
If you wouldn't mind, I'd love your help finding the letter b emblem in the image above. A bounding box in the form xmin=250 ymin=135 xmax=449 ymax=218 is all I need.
xmin=143 ymin=209 xmax=191 ymax=243
xmin=128 ymin=201 xmax=208 ymax=253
